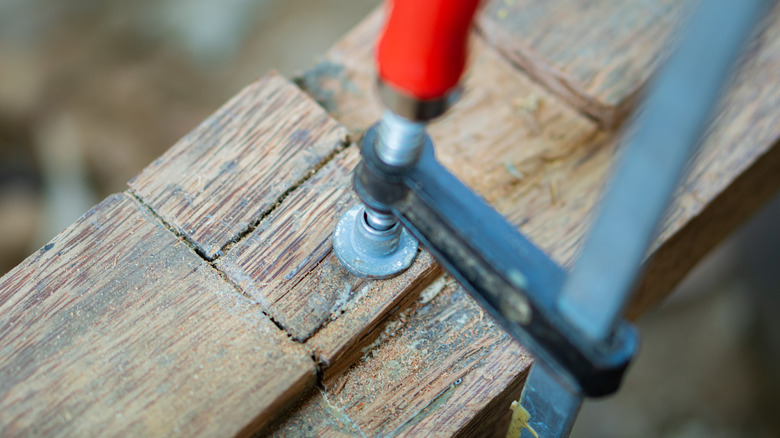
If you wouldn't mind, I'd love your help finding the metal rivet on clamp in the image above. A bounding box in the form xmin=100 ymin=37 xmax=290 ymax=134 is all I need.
xmin=333 ymin=204 xmax=418 ymax=279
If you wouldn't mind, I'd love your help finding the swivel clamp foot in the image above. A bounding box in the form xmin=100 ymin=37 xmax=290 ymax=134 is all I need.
xmin=333 ymin=204 xmax=418 ymax=279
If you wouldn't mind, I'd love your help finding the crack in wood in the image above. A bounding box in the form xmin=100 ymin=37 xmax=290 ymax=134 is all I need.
xmin=215 ymin=139 xmax=352 ymax=261
xmin=127 ymin=189 xmax=310 ymax=346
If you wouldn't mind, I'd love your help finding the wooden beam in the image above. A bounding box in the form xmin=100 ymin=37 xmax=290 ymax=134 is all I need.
xmin=477 ymin=0 xmax=696 ymax=127
xmin=0 ymin=193 xmax=315 ymax=437
xmin=4 ymin=1 xmax=780 ymax=436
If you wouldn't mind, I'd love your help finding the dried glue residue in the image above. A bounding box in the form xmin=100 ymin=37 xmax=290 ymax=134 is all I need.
xmin=506 ymin=400 xmax=539 ymax=438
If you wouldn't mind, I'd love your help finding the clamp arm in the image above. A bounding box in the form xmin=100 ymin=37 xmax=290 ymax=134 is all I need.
xmin=354 ymin=126 xmax=637 ymax=397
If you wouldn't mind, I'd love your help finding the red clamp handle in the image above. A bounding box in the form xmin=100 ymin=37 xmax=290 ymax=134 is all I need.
xmin=377 ymin=0 xmax=481 ymax=101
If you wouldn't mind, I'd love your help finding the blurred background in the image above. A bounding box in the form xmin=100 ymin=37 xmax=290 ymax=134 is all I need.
xmin=0 ymin=0 xmax=380 ymax=270
xmin=572 ymin=195 xmax=780 ymax=438
xmin=0 ymin=1 xmax=777 ymax=437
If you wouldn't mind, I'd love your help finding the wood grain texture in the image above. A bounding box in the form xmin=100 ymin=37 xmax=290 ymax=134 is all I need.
xmin=306 ymin=252 xmax=440 ymax=379
xmin=214 ymin=147 xmax=362 ymax=341
xmin=5 ymin=2 xmax=780 ymax=436
xmin=477 ymin=0 xmax=695 ymax=127
xmin=0 ymin=193 xmax=316 ymax=437
xmin=129 ymin=72 xmax=348 ymax=259
xmin=216 ymin=146 xmax=440 ymax=342
xmin=264 ymin=388 xmax=366 ymax=438
xmin=269 ymin=277 xmax=531 ymax=438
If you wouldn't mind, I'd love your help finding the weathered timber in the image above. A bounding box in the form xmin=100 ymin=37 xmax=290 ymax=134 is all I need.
xmin=4 ymin=1 xmax=780 ymax=435
xmin=129 ymin=71 xmax=348 ymax=259
xmin=0 ymin=193 xmax=316 ymax=437
xmin=268 ymin=277 xmax=531 ymax=437
xmin=275 ymin=4 xmax=780 ymax=435
xmin=477 ymin=0 xmax=695 ymax=127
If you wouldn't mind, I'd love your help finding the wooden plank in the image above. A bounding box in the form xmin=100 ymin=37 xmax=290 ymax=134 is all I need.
xmin=0 ymin=193 xmax=316 ymax=437
xmin=477 ymin=0 xmax=695 ymax=127
xmin=129 ymin=71 xmax=348 ymax=259
xmin=5 ymin=3 xmax=777 ymax=436
xmin=268 ymin=277 xmax=531 ymax=437
xmin=277 ymin=5 xmax=780 ymax=435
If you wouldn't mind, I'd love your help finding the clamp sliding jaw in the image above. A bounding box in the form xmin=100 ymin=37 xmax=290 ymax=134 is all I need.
xmin=336 ymin=100 xmax=637 ymax=398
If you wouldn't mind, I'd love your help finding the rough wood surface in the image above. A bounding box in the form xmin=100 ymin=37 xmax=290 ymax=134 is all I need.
xmin=129 ymin=72 xmax=348 ymax=259
xmin=268 ymin=277 xmax=531 ymax=438
xmin=0 ymin=193 xmax=316 ymax=437
xmin=477 ymin=0 xmax=695 ymax=127
xmin=4 ymin=2 xmax=780 ymax=436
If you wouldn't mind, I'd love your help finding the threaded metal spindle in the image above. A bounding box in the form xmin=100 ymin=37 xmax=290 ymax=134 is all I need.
xmin=376 ymin=110 xmax=426 ymax=167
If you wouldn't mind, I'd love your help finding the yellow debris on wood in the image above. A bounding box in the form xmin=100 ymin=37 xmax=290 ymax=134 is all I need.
xmin=506 ymin=400 xmax=539 ymax=438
